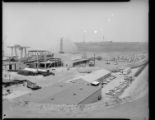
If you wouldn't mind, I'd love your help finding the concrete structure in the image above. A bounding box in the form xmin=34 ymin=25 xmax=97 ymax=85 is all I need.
xmin=15 ymin=79 xmax=102 ymax=105
xmin=80 ymin=69 xmax=111 ymax=83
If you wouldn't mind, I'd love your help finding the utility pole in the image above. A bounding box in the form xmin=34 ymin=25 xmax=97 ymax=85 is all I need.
xmin=83 ymin=32 xmax=85 ymax=43
xmin=23 ymin=46 xmax=30 ymax=57
xmin=19 ymin=47 xmax=23 ymax=59
xmin=8 ymin=56 xmax=11 ymax=80
xmin=36 ymin=51 xmax=39 ymax=73
xmin=14 ymin=46 xmax=17 ymax=58
xmin=94 ymin=53 xmax=95 ymax=66
xmin=83 ymin=30 xmax=87 ymax=43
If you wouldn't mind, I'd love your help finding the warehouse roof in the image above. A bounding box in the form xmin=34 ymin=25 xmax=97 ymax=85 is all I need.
xmin=48 ymin=83 xmax=101 ymax=104
xmin=80 ymin=69 xmax=111 ymax=83
xmin=41 ymin=79 xmax=101 ymax=104
xmin=72 ymin=58 xmax=90 ymax=63
xmin=15 ymin=79 xmax=101 ymax=105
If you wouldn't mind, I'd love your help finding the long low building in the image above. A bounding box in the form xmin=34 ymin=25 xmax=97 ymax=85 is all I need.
xmin=14 ymin=79 xmax=102 ymax=105
xmin=80 ymin=69 xmax=111 ymax=83
xmin=72 ymin=58 xmax=90 ymax=67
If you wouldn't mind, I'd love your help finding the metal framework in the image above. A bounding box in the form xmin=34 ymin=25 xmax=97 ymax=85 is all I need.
xmin=7 ymin=45 xmax=30 ymax=58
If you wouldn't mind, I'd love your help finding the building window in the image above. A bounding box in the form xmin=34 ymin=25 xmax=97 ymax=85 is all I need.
xmin=9 ymin=65 xmax=12 ymax=70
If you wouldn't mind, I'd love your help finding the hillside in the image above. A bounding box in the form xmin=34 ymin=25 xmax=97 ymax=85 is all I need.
xmin=120 ymin=64 xmax=148 ymax=100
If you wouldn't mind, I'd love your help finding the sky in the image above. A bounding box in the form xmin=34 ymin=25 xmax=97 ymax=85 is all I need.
xmin=3 ymin=0 xmax=148 ymax=54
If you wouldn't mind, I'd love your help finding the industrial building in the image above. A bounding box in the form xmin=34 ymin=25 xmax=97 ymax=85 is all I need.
xmin=15 ymin=79 xmax=102 ymax=105
xmin=3 ymin=61 xmax=27 ymax=71
xmin=64 ymin=58 xmax=90 ymax=67
xmin=24 ymin=50 xmax=62 ymax=68
xmin=72 ymin=58 xmax=90 ymax=67
xmin=80 ymin=69 xmax=111 ymax=83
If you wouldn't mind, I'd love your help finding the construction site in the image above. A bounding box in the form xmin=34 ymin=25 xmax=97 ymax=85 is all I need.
xmin=3 ymin=1 xmax=148 ymax=119
xmin=2 ymin=38 xmax=148 ymax=119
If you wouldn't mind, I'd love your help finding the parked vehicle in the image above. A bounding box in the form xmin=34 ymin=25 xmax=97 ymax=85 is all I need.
xmin=26 ymin=80 xmax=41 ymax=90
xmin=89 ymin=61 xmax=95 ymax=66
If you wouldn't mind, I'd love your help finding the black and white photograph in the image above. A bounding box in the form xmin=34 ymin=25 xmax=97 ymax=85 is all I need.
xmin=2 ymin=0 xmax=149 ymax=119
